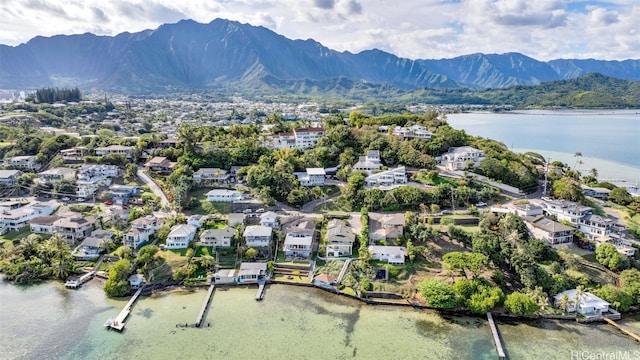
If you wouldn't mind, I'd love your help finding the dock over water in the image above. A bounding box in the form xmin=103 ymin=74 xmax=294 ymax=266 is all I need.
xmin=255 ymin=281 xmax=266 ymax=301
xmin=487 ymin=312 xmax=506 ymax=359
xmin=110 ymin=287 xmax=144 ymax=331
xmin=195 ymin=284 xmax=215 ymax=328
xmin=604 ymin=318 xmax=640 ymax=342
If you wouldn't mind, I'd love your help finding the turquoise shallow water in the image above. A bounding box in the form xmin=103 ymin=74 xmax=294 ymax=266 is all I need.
xmin=1 ymin=281 xmax=638 ymax=360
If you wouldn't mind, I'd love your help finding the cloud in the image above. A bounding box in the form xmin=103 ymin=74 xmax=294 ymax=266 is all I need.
xmin=313 ymin=0 xmax=335 ymax=10
xmin=0 ymin=0 xmax=638 ymax=61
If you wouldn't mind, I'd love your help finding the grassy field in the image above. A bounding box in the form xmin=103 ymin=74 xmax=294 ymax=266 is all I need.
xmin=0 ymin=227 xmax=32 ymax=243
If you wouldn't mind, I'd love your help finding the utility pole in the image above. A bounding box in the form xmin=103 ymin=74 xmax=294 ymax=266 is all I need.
xmin=542 ymin=157 xmax=551 ymax=197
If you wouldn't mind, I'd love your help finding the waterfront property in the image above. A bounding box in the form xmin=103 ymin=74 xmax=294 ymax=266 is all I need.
xmin=283 ymin=220 xmax=315 ymax=260
xmin=123 ymin=215 xmax=162 ymax=249
xmin=166 ymin=224 xmax=198 ymax=249
xmin=553 ymin=289 xmax=620 ymax=319
xmin=198 ymin=226 xmax=235 ymax=248
xmin=243 ymin=225 xmax=273 ymax=248
xmin=368 ymin=245 xmax=406 ymax=264
xmin=53 ymin=215 xmax=96 ymax=244
xmin=237 ymin=262 xmax=268 ymax=284
xmin=325 ymin=219 xmax=356 ymax=257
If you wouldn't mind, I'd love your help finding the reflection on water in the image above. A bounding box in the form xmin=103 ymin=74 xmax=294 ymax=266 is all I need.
xmin=1 ymin=281 xmax=639 ymax=360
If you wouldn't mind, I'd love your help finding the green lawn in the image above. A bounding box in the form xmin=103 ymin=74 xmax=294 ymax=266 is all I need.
xmin=0 ymin=227 xmax=32 ymax=243
xmin=185 ymin=188 xmax=234 ymax=215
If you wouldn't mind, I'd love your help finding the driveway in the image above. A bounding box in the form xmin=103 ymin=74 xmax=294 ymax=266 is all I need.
xmin=136 ymin=167 xmax=170 ymax=208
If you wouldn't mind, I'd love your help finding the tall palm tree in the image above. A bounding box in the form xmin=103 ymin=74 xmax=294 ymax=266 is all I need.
xmin=574 ymin=286 xmax=587 ymax=319
xmin=589 ymin=168 xmax=598 ymax=180
xmin=572 ymin=152 xmax=583 ymax=171
xmin=557 ymin=294 xmax=570 ymax=314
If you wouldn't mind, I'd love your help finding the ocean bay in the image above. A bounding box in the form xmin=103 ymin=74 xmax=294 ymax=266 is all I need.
xmin=447 ymin=110 xmax=640 ymax=183
xmin=1 ymin=281 xmax=639 ymax=359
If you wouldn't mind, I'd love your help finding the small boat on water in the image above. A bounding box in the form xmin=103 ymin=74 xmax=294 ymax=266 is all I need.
xmin=104 ymin=318 xmax=113 ymax=327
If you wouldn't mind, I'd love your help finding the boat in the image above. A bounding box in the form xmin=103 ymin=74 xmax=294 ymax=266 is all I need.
xmin=104 ymin=318 xmax=113 ymax=327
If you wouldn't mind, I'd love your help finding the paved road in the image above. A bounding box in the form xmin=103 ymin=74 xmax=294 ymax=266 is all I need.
xmin=136 ymin=167 xmax=170 ymax=208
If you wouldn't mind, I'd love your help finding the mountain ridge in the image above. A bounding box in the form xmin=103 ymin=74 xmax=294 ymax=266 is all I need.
xmin=0 ymin=18 xmax=638 ymax=93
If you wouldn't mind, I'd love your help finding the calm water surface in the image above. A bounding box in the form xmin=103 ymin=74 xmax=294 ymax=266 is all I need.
xmin=447 ymin=110 xmax=640 ymax=184
xmin=1 ymin=281 xmax=638 ymax=359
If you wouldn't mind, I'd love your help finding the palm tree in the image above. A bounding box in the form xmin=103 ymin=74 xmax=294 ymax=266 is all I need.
xmin=557 ymin=294 xmax=570 ymax=314
xmin=574 ymin=286 xmax=587 ymax=319
xmin=572 ymin=152 xmax=583 ymax=171
xmin=589 ymin=168 xmax=598 ymax=180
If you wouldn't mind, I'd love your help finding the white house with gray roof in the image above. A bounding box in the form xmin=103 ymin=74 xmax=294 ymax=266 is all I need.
xmin=166 ymin=224 xmax=197 ymax=249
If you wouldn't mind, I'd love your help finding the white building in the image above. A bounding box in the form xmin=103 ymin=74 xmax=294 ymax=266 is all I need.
xmin=553 ymin=289 xmax=614 ymax=317
xmin=353 ymin=150 xmax=382 ymax=174
xmin=0 ymin=170 xmax=21 ymax=186
xmin=296 ymin=168 xmax=326 ymax=187
xmin=206 ymin=189 xmax=243 ymax=202
xmin=259 ymin=211 xmax=278 ymax=228
xmin=123 ymin=215 xmax=162 ymax=249
xmin=77 ymin=164 xmax=119 ymax=182
xmin=199 ymin=226 xmax=235 ymax=248
xmin=243 ymin=225 xmax=273 ymax=248
xmin=194 ymin=168 xmax=231 ymax=184
xmin=265 ymin=127 xmax=326 ymax=150
xmin=392 ymin=125 xmax=432 ymax=140
xmin=365 ymin=167 xmax=407 ymax=188
xmin=368 ymin=245 xmax=406 ymax=265
xmin=94 ymin=145 xmax=134 ymax=159
xmin=440 ymin=146 xmax=485 ymax=170
xmin=6 ymin=155 xmax=39 ymax=170
xmin=166 ymin=224 xmax=197 ymax=249
xmin=36 ymin=167 xmax=76 ymax=184
xmin=30 ymin=215 xmax=62 ymax=234
xmin=325 ymin=219 xmax=356 ymax=257
xmin=283 ymin=221 xmax=315 ymax=259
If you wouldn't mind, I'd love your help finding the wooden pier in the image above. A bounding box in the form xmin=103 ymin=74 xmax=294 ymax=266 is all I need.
xmin=487 ymin=312 xmax=506 ymax=359
xmin=603 ymin=318 xmax=640 ymax=342
xmin=109 ymin=287 xmax=144 ymax=331
xmin=195 ymin=285 xmax=215 ymax=328
xmin=255 ymin=281 xmax=266 ymax=301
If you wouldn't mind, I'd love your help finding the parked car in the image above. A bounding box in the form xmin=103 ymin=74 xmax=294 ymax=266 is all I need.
xmin=243 ymin=209 xmax=252 ymax=214
xmin=441 ymin=210 xmax=453 ymax=215
xmin=77 ymin=197 xmax=86 ymax=202
xmin=255 ymin=208 xmax=265 ymax=213
xmin=61 ymin=197 xmax=70 ymax=201
xmin=104 ymin=200 xmax=113 ymax=205
xmin=476 ymin=202 xmax=487 ymax=207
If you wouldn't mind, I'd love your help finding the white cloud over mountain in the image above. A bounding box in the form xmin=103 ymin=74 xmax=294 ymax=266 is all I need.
xmin=0 ymin=0 xmax=637 ymax=60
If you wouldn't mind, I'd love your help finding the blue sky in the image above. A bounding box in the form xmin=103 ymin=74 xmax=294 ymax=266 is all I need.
xmin=1 ymin=0 xmax=638 ymax=60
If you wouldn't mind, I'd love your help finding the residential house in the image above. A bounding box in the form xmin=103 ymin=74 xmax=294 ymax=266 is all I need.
xmin=243 ymin=225 xmax=273 ymax=248
xmin=77 ymin=164 xmax=119 ymax=182
xmin=313 ymin=274 xmax=338 ymax=289
xmin=159 ymin=137 xmax=182 ymax=149
xmin=283 ymin=220 xmax=315 ymax=259
xmin=144 ymin=157 xmax=176 ymax=174
xmin=6 ymin=155 xmax=39 ymax=171
xmin=294 ymin=127 xmax=326 ymax=149
xmin=128 ymin=274 xmax=145 ymax=288
xmin=198 ymin=226 xmax=235 ymax=248
xmin=53 ymin=215 xmax=96 ymax=244
xmin=123 ymin=215 xmax=162 ymax=249
xmin=194 ymin=168 xmax=231 ymax=184
xmin=581 ymin=185 xmax=611 ymax=200
xmin=72 ymin=235 xmax=107 ymax=260
xmin=577 ymin=214 xmax=616 ymax=241
xmin=368 ymin=245 xmax=406 ymax=265
xmin=553 ymin=289 xmax=617 ymax=318
xmin=237 ymin=262 xmax=268 ymax=284
xmin=353 ymin=150 xmax=383 ymax=174
xmin=513 ymin=203 xmax=544 ymax=217
xmin=0 ymin=201 xmax=58 ymax=232
xmin=392 ymin=125 xmax=432 ymax=140
xmin=36 ymin=167 xmax=76 ymax=184
xmin=440 ymin=146 xmax=485 ymax=171
xmin=365 ymin=167 xmax=407 ymax=188
xmin=206 ymin=189 xmax=243 ymax=202
xmin=0 ymin=169 xmax=21 ymax=186
xmin=210 ymin=269 xmax=238 ymax=284
xmin=264 ymin=128 xmax=326 ymax=150
xmin=523 ymin=215 xmax=575 ymax=246
xmin=30 ymin=215 xmax=62 ymax=234
xmin=165 ymin=224 xmax=198 ymax=249
xmin=106 ymin=184 xmax=139 ymax=205
xmin=325 ymin=219 xmax=356 ymax=257
xmin=94 ymin=145 xmax=134 ymax=159
xmin=539 ymin=198 xmax=622 ymax=241
xmin=60 ymin=147 xmax=90 ymax=163
xmin=369 ymin=213 xmax=405 ymax=242
xmin=540 ymin=198 xmax=593 ymax=225
xmin=296 ymin=168 xmax=326 ymax=187
xmin=259 ymin=211 xmax=278 ymax=228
